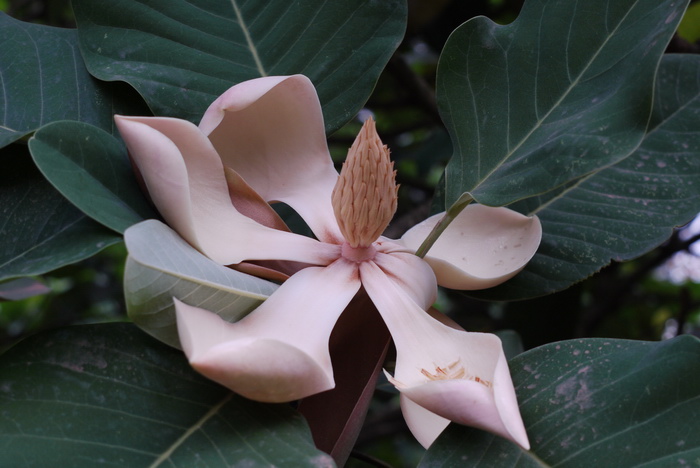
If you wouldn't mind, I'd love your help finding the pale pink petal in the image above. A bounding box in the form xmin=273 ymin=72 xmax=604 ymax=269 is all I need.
xmin=398 ymin=396 xmax=450 ymax=448
xmin=115 ymin=115 xmax=339 ymax=266
xmin=176 ymin=259 xmax=361 ymax=402
xmin=200 ymin=75 xmax=342 ymax=243
xmin=401 ymin=204 xmax=542 ymax=290
xmin=361 ymin=261 xmax=529 ymax=449
xmin=371 ymin=250 xmax=437 ymax=310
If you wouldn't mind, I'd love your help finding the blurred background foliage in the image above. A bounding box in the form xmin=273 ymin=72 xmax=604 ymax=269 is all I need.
xmin=1 ymin=0 xmax=699 ymax=465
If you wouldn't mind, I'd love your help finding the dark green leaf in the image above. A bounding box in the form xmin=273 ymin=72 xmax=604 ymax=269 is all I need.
xmin=0 ymin=323 xmax=335 ymax=467
xmin=0 ymin=13 xmax=146 ymax=148
xmin=0 ymin=146 xmax=121 ymax=281
xmin=72 ymin=0 xmax=407 ymax=132
xmin=480 ymin=54 xmax=700 ymax=300
xmin=421 ymin=336 xmax=700 ymax=467
xmin=29 ymin=121 xmax=158 ymax=234
xmin=437 ymin=0 xmax=688 ymax=207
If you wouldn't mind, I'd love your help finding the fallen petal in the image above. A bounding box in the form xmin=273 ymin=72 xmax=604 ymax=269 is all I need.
xmin=200 ymin=75 xmax=342 ymax=243
xmin=176 ymin=259 xmax=361 ymax=402
xmin=401 ymin=204 xmax=542 ymax=290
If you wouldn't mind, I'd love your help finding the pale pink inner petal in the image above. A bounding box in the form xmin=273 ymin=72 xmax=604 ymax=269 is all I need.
xmin=372 ymin=251 xmax=437 ymax=310
xmin=116 ymin=115 xmax=340 ymax=266
xmin=176 ymin=259 xmax=362 ymax=402
xmin=201 ymin=75 xmax=343 ymax=243
xmin=401 ymin=204 xmax=542 ymax=290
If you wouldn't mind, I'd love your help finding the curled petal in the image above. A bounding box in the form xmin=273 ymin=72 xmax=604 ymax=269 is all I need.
xmin=361 ymin=261 xmax=529 ymax=449
xmin=115 ymin=115 xmax=339 ymax=266
xmin=371 ymin=251 xmax=437 ymax=310
xmin=398 ymin=394 xmax=450 ymax=448
xmin=176 ymin=259 xmax=362 ymax=402
xmin=401 ymin=204 xmax=542 ymax=290
xmin=199 ymin=75 xmax=342 ymax=243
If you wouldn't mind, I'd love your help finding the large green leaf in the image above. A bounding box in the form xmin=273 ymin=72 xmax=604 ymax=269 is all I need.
xmin=29 ymin=121 xmax=158 ymax=234
xmin=0 ymin=322 xmax=335 ymax=467
xmin=479 ymin=54 xmax=700 ymax=300
xmin=0 ymin=146 xmax=121 ymax=281
xmin=72 ymin=0 xmax=407 ymax=132
xmin=0 ymin=13 xmax=145 ymax=148
xmin=421 ymin=335 xmax=700 ymax=467
xmin=124 ymin=220 xmax=278 ymax=348
xmin=437 ymin=0 xmax=688 ymax=208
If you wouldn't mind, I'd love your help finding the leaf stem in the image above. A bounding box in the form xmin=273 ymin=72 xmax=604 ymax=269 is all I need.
xmin=415 ymin=194 xmax=473 ymax=258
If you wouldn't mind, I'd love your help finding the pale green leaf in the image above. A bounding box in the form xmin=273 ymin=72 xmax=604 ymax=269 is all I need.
xmin=124 ymin=220 xmax=278 ymax=348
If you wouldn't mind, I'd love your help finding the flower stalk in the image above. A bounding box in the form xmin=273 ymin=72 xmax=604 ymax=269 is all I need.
xmin=415 ymin=193 xmax=474 ymax=258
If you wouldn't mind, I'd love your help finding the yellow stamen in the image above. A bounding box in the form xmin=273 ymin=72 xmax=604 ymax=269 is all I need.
xmin=331 ymin=117 xmax=398 ymax=248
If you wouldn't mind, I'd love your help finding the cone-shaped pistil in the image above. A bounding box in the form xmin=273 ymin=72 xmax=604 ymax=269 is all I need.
xmin=332 ymin=117 xmax=398 ymax=248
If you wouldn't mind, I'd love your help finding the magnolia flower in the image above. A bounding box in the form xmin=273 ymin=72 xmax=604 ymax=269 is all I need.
xmin=116 ymin=75 xmax=541 ymax=450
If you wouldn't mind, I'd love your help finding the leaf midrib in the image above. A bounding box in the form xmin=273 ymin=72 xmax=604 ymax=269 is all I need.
xmin=149 ymin=393 xmax=233 ymax=467
xmin=528 ymin=60 xmax=700 ymax=216
xmin=230 ymin=0 xmax=267 ymax=77
xmin=467 ymin=0 xmax=643 ymax=199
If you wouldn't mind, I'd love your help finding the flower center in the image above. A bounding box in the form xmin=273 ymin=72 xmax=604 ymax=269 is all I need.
xmin=331 ymin=117 xmax=398 ymax=248
xmin=421 ymin=359 xmax=492 ymax=387
xmin=341 ymin=241 xmax=377 ymax=263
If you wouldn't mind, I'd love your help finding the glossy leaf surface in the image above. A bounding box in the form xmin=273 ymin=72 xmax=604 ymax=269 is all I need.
xmin=421 ymin=336 xmax=700 ymax=467
xmin=438 ymin=0 xmax=688 ymax=207
xmin=0 ymin=146 xmax=121 ymax=281
xmin=0 ymin=13 xmax=144 ymax=147
xmin=72 ymin=0 xmax=407 ymax=132
xmin=0 ymin=323 xmax=335 ymax=467
xmin=481 ymin=54 xmax=700 ymax=300
xmin=29 ymin=121 xmax=157 ymax=234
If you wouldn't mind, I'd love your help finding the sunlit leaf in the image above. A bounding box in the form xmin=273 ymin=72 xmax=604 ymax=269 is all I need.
xmin=0 ymin=323 xmax=335 ymax=467
xmin=438 ymin=0 xmax=688 ymax=207
xmin=124 ymin=220 xmax=277 ymax=348
xmin=72 ymin=0 xmax=407 ymax=132
xmin=29 ymin=121 xmax=157 ymax=234
xmin=480 ymin=54 xmax=700 ymax=300
xmin=0 ymin=146 xmax=121 ymax=282
xmin=421 ymin=336 xmax=700 ymax=467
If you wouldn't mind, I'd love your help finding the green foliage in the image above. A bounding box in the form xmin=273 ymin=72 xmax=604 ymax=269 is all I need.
xmin=0 ymin=14 xmax=145 ymax=147
xmin=0 ymin=323 xmax=334 ymax=467
xmin=0 ymin=146 xmax=121 ymax=282
xmin=124 ymin=220 xmax=277 ymax=348
xmin=438 ymin=0 xmax=687 ymax=208
xmin=421 ymin=336 xmax=700 ymax=466
xmin=72 ymin=0 xmax=406 ymax=133
xmin=29 ymin=121 xmax=157 ymax=233
xmin=480 ymin=54 xmax=700 ymax=299
xmin=1 ymin=0 xmax=699 ymax=465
